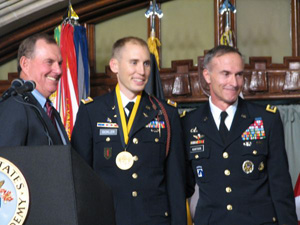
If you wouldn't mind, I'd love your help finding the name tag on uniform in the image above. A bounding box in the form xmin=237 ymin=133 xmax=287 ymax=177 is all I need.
xmin=100 ymin=129 xmax=117 ymax=136
xmin=190 ymin=145 xmax=204 ymax=153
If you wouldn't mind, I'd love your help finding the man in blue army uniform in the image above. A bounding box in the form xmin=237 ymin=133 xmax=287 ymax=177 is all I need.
xmin=182 ymin=45 xmax=297 ymax=224
xmin=71 ymin=37 xmax=187 ymax=225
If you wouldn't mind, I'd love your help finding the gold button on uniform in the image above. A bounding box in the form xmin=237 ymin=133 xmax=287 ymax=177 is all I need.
xmin=155 ymin=138 xmax=159 ymax=142
xmin=227 ymin=204 xmax=233 ymax=211
xmin=224 ymin=169 xmax=230 ymax=176
xmin=133 ymin=155 xmax=139 ymax=161
xmin=225 ymin=187 xmax=232 ymax=193
xmin=258 ymin=161 xmax=265 ymax=171
xmin=223 ymin=152 xmax=229 ymax=159
xmin=272 ymin=217 xmax=276 ymax=222
xmin=164 ymin=212 xmax=168 ymax=217
xmin=132 ymin=191 xmax=137 ymax=197
xmin=195 ymin=154 xmax=199 ymax=159
xmin=132 ymin=173 xmax=138 ymax=179
xmin=133 ymin=138 xmax=138 ymax=144
xmin=106 ymin=137 xmax=110 ymax=142
xmin=253 ymin=150 xmax=257 ymax=155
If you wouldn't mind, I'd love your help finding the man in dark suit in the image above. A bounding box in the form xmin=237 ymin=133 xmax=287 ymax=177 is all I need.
xmin=0 ymin=33 xmax=117 ymax=225
xmin=182 ymin=45 xmax=297 ymax=224
xmin=71 ymin=37 xmax=187 ymax=225
xmin=0 ymin=33 xmax=68 ymax=146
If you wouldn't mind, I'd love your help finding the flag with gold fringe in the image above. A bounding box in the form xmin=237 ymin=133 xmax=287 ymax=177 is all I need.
xmin=148 ymin=30 xmax=161 ymax=69
xmin=145 ymin=0 xmax=165 ymax=100
xmin=147 ymin=2 xmax=191 ymax=224
xmin=219 ymin=0 xmax=236 ymax=47
xmin=52 ymin=3 xmax=90 ymax=139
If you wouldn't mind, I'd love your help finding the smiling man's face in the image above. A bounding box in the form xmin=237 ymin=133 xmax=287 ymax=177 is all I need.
xmin=110 ymin=41 xmax=151 ymax=100
xmin=20 ymin=39 xmax=62 ymax=98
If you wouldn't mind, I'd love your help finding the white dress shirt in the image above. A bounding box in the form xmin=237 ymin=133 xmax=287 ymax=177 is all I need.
xmin=209 ymin=97 xmax=238 ymax=131
xmin=120 ymin=91 xmax=137 ymax=117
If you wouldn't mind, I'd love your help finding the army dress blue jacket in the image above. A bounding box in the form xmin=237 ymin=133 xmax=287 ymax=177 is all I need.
xmin=182 ymin=98 xmax=297 ymax=225
xmin=71 ymin=91 xmax=187 ymax=225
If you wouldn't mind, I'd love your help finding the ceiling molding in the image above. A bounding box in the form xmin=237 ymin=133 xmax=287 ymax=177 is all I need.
xmin=0 ymin=0 xmax=160 ymax=66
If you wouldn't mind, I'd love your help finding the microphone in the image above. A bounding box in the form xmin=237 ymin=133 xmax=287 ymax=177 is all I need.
xmin=0 ymin=78 xmax=24 ymax=102
xmin=14 ymin=80 xmax=36 ymax=95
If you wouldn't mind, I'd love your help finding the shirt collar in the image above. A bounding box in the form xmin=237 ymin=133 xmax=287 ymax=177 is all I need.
xmin=31 ymin=89 xmax=47 ymax=108
xmin=120 ymin=90 xmax=137 ymax=108
xmin=209 ymin=97 xmax=238 ymax=130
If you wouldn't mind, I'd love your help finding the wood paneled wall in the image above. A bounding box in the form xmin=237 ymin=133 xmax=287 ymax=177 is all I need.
xmin=1 ymin=0 xmax=300 ymax=103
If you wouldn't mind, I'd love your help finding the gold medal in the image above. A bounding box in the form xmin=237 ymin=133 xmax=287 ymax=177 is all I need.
xmin=116 ymin=151 xmax=134 ymax=170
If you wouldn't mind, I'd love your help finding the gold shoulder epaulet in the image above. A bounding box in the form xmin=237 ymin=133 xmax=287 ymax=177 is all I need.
xmin=180 ymin=110 xmax=186 ymax=118
xmin=167 ymin=99 xmax=177 ymax=108
xmin=266 ymin=104 xmax=277 ymax=113
xmin=81 ymin=97 xmax=93 ymax=104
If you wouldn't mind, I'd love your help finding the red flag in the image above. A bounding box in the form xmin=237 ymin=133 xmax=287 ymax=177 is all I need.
xmin=52 ymin=4 xmax=90 ymax=140
xmin=294 ymin=173 xmax=300 ymax=224
xmin=55 ymin=23 xmax=79 ymax=139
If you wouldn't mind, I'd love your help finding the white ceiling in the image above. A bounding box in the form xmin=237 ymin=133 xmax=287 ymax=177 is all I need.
xmin=0 ymin=0 xmax=85 ymax=37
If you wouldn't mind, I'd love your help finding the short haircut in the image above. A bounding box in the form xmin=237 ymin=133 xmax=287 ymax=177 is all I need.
xmin=111 ymin=36 xmax=149 ymax=59
xmin=17 ymin=33 xmax=57 ymax=74
xmin=203 ymin=45 xmax=243 ymax=70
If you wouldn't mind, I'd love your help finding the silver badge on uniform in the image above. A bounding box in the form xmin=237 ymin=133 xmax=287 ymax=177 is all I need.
xmin=243 ymin=141 xmax=252 ymax=147
xmin=196 ymin=166 xmax=204 ymax=177
xmin=242 ymin=160 xmax=254 ymax=174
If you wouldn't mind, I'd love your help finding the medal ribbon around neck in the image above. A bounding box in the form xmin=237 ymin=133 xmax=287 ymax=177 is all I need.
xmin=115 ymin=84 xmax=141 ymax=145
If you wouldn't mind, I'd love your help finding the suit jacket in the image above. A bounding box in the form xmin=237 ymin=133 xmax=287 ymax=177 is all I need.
xmin=0 ymin=93 xmax=69 ymax=146
xmin=182 ymin=98 xmax=297 ymax=225
xmin=71 ymin=91 xmax=187 ymax=225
